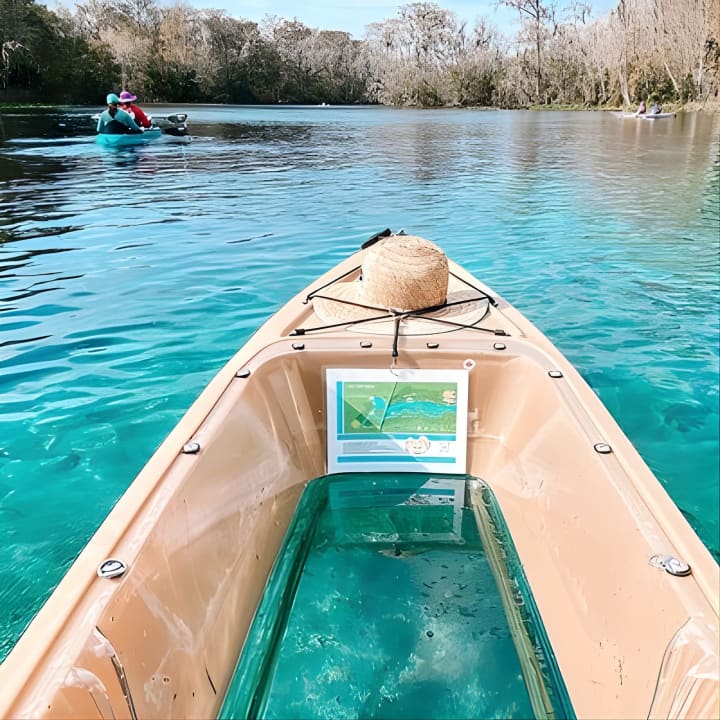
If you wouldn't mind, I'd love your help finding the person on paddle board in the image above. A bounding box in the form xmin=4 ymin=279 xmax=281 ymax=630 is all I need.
xmin=96 ymin=93 xmax=143 ymax=134
xmin=119 ymin=90 xmax=152 ymax=129
xmin=635 ymin=100 xmax=647 ymax=116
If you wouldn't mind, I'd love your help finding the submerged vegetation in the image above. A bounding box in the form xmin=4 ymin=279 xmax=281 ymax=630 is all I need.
xmin=1 ymin=0 xmax=718 ymax=109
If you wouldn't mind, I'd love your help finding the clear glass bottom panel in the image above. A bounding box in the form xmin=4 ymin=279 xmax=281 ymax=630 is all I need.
xmin=220 ymin=474 xmax=574 ymax=720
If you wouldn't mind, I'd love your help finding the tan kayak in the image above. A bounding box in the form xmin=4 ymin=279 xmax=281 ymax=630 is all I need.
xmin=0 ymin=232 xmax=717 ymax=719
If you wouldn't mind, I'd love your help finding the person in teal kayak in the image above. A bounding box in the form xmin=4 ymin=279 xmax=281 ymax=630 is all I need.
xmin=118 ymin=90 xmax=152 ymax=128
xmin=96 ymin=93 xmax=143 ymax=135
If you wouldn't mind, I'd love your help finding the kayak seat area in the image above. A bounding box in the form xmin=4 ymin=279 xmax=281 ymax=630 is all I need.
xmin=99 ymin=119 xmax=142 ymax=135
xmin=219 ymin=472 xmax=574 ymax=720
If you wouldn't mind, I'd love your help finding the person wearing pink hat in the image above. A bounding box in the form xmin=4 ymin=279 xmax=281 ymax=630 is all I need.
xmin=118 ymin=90 xmax=152 ymax=129
xmin=97 ymin=93 xmax=142 ymax=134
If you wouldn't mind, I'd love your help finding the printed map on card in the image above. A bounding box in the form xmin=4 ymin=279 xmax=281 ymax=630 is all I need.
xmin=326 ymin=368 xmax=468 ymax=474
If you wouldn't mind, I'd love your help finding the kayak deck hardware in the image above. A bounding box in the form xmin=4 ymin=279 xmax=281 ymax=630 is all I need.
xmin=649 ymin=554 xmax=692 ymax=577
xmin=97 ymin=559 xmax=127 ymax=579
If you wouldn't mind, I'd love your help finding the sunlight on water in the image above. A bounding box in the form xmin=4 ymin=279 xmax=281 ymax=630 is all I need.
xmin=0 ymin=106 xmax=718 ymax=661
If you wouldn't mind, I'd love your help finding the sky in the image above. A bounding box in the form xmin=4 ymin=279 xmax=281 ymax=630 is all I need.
xmin=162 ymin=0 xmax=618 ymax=39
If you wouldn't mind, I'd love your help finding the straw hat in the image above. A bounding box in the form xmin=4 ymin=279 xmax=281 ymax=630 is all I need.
xmin=312 ymin=235 xmax=489 ymax=335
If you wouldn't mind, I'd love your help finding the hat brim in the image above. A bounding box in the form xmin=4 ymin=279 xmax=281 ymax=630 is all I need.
xmin=120 ymin=95 xmax=137 ymax=102
xmin=312 ymin=277 xmax=490 ymax=336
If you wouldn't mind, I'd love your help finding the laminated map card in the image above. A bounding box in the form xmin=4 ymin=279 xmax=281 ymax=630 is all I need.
xmin=326 ymin=368 xmax=468 ymax=474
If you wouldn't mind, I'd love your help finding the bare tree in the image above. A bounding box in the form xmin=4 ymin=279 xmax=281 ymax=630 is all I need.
xmin=500 ymin=0 xmax=556 ymax=103
xmin=366 ymin=2 xmax=463 ymax=106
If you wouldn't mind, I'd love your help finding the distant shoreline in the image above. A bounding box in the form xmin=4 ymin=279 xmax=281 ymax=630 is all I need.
xmin=1 ymin=101 xmax=718 ymax=113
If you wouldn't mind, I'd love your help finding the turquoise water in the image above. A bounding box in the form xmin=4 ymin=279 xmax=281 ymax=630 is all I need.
xmin=220 ymin=473 xmax=573 ymax=719
xmin=0 ymin=106 xmax=718 ymax=662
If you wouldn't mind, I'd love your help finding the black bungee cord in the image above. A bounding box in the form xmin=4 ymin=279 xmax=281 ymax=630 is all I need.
xmin=292 ymin=231 xmax=508 ymax=356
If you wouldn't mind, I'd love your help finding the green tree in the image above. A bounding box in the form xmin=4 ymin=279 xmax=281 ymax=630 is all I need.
xmin=1 ymin=0 xmax=117 ymax=102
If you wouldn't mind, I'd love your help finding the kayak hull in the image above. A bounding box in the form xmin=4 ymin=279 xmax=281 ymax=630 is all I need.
xmin=96 ymin=128 xmax=163 ymax=146
xmin=0 ymin=233 xmax=716 ymax=720
xmin=618 ymin=111 xmax=677 ymax=119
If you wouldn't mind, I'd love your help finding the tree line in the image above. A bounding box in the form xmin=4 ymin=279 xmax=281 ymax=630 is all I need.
xmin=1 ymin=0 xmax=718 ymax=109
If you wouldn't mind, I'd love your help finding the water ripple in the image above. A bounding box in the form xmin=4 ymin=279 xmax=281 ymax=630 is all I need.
xmin=0 ymin=105 xmax=717 ymax=660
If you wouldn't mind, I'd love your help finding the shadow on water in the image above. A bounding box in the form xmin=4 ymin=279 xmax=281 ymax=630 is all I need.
xmin=0 ymin=107 xmax=95 ymax=142
xmin=191 ymin=121 xmax=313 ymax=143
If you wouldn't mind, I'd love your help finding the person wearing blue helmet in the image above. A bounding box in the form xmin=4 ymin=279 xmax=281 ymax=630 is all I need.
xmin=96 ymin=93 xmax=143 ymax=135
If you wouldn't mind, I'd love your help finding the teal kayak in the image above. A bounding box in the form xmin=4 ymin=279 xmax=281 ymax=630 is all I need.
xmin=96 ymin=127 xmax=163 ymax=146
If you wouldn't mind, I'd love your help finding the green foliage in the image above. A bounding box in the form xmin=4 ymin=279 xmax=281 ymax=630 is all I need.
xmin=679 ymin=73 xmax=696 ymax=103
xmin=1 ymin=0 xmax=117 ymax=102
xmin=445 ymin=65 xmax=498 ymax=106
xmin=145 ymin=62 xmax=204 ymax=103
xmin=40 ymin=34 xmax=119 ymax=103
xmin=634 ymin=67 xmax=677 ymax=104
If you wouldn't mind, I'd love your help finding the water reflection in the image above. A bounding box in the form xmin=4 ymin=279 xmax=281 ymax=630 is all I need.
xmin=191 ymin=121 xmax=313 ymax=143
xmin=0 ymin=108 xmax=93 ymax=141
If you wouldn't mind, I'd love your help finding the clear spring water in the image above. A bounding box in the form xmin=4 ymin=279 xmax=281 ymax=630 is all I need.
xmin=0 ymin=106 xmax=718 ymax=662
xmin=219 ymin=473 xmax=574 ymax=720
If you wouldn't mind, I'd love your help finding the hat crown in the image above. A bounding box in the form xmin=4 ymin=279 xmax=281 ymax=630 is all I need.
xmin=106 ymin=93 xmax=120 ymax=105
xmin=311 ymin=234 xmax=488 ymax=335
xmin=118 ymin=91 xmax=136 ymax=102
xmin=360 ymin=236 xmax=448 ymax=311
